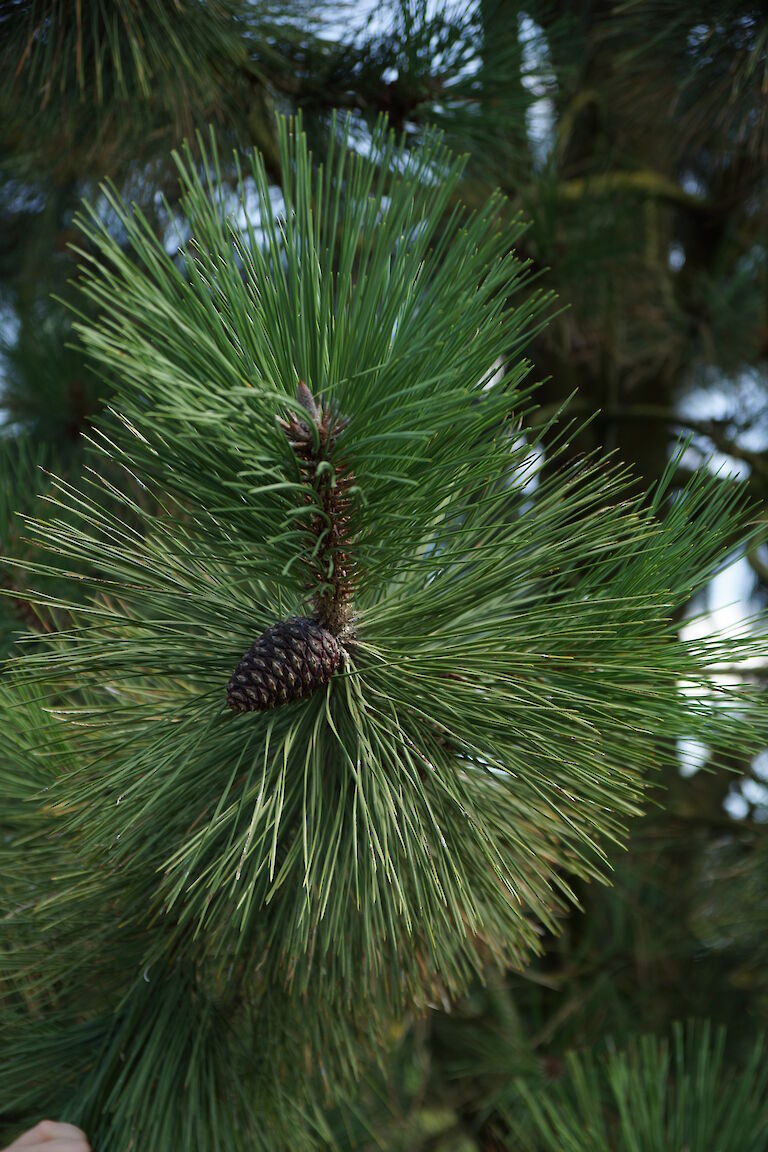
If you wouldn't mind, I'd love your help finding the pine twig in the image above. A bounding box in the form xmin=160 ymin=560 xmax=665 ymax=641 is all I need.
xmin=277 ymin=380 xmax=357 ymax=638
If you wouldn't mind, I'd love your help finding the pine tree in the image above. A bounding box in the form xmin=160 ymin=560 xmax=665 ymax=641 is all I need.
xmin=1 ymin=5 xmax=768 ymax=1151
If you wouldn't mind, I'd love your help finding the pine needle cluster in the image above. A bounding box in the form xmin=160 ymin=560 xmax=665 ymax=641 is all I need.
xmin=510 ymin=1023 xmax=768 ymax=1152
xmin=0 ymin=0 xmax=245 ymax=112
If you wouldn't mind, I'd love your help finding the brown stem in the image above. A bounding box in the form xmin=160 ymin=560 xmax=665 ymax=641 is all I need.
xmin=278 ymin=382 xmax=357 ymax=639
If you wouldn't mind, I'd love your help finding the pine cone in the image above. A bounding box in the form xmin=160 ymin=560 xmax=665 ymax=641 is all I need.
xmin=227 ymin=615 xmax=345 ymax=712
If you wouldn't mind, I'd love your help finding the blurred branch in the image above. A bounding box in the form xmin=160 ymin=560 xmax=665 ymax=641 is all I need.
xmin=746 ymin=542 xmax=768 ymax=584
xmin=555 ymin=170 xmax=709 ymax=211
xmin=531 ymin=400 xmax=768 ymax=480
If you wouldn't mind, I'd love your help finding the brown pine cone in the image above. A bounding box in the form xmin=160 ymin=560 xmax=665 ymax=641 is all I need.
xmin=227 ymin=615 xmax=345 ymax=712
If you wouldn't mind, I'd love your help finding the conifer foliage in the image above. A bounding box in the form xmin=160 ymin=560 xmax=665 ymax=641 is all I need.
xmin=0 ymin=116 xmax=766 ymax=1147
xmin=511 ymin=1023 xmax=768 ymax=1152
xmin=0 ymin=0 xmax=244 ymax=114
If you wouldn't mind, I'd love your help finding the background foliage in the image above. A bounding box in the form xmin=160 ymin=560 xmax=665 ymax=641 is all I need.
xmin=1 ymin=2 xmax=767 ymax=1149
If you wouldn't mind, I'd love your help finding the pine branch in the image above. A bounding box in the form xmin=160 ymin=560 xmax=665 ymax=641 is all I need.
xmin=2 ymin=115 xmax=767 ymax=1143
